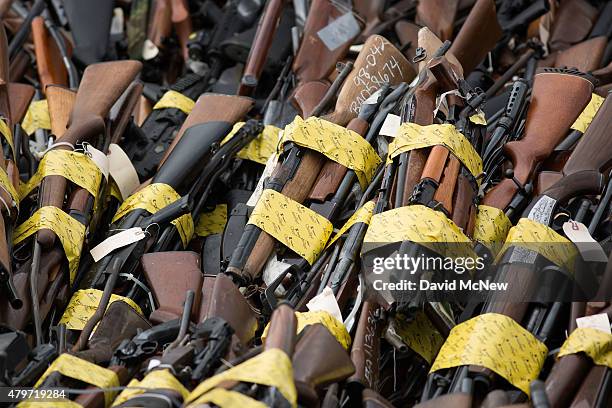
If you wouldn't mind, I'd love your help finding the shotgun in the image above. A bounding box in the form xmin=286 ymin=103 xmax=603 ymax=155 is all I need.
xmin=171 ymin=0 xmax=192 ymax=61
xmin=547 ymin=0 xmax=597 ymax=53
xmin=550 ymin=36 xmax=608 ymax=73
xmin=482 ymin=69 xmax=594 ymax=218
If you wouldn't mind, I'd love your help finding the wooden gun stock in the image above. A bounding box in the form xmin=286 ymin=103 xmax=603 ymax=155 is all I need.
xmin=37 ymin=60 xmax=142 ymax=249
xmin=142 ymin=251 xmax=202 ymax=323
xmin=238 ymin=0 xmax=285 ymax=96
xmin=323 ymin=35 xmax=414 ymax=126
xmin=562 ymin=92 xmax=612 ymax=176
xmin=416 ymin=0 xmax=459 ymax=42
xmin=548 ymin=0 xmax=597 ymax=53
xmin=482 ymin=70 xmax=593 ymax=212
xmin=32 ymin=16 xmax=68 ymax=90
xmin=7 ymin=82 xmax=34 ymax=124
xmin=449 ymin=0 xmax=502 ymax=76
xmin=292 ymin=0 xmax=359 ymax=84
xmin=46 ymin=85 xmax=77 ymax=138
xmin=552 ymin=36 xmax=608 ymax=73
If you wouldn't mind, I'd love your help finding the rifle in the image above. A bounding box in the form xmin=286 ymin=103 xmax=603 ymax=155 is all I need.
xmin=461 ymin=92 xmax=612 ymax=403
xmin=171 ymin=0 xmax=192 ymax=61
xmin=62 ymin=0 xmax=114 ymax=65
xmin=76 ymin=95 xmax=257 ymax=347
xmin=23 ymin=61 xmax=142 ymax=346
xmin=227 ymin=35 xmax=409 ymax=285
xmin=482 ymin=69 xmax=594 ymax=218
xmin=185 ymin=303 xmax=297 ymax=407
xmin=0 ymin=24 xmax=23 ymax=309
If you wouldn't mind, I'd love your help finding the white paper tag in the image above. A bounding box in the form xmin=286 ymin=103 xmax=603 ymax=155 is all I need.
xmin=562 ymin=220 xmax=608 ymax=262
xmin=307 ymin=286 xmax=344 ymax=323
xmin=380 ymin=114 xmax=401 ymax=137
xmin=262 ymin=255 xmax=291 ymax=296
xmin=147 ymin=359 xmax=161 ymax=371
xmin=247 ymin=152 xmax=279 ymax=207
xmin=90 ymin=227 xmax=146 ymax=262
xmin=108 ymin=144 xmax=140 ymax=200
xmin=85 ymin=144 xmax=109 ymax=179
xmin=142 ymin=39 xmax=160 ymax=60
xmin=576 ymin=313 xmax=611 ymax=334
xmin=111 ymin=8 xmax=124 ymax=35
xmin=317 ymin=12 xmax=361 ymax=51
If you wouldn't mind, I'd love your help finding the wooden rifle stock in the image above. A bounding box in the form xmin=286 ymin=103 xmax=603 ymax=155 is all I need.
xmin=7 ymin=82 xmax=34 ymax=124
xmin=46 ymin=85 xmax=77 ymax=138
xmin=292 ymin=80 xmax=330 ymax=118
xmin=238 ymin=0 xmax=285 ymax=96
xmin=547 ymin=0 xmax=597 ymax=53
xmin=37 ymin=60 xmax=142 ymax=249
xmin=32 ymin=16 xmax=68 ymax=90
xmin=482 ymin=70 xmax=593 ymax=213
xmin=323 ymin=35 xmax=414 ymax=126
xmin=449 ymin=0 xmax=502 ymax=75
xmin=417 ymin=27 xmax=463 ymax=78
xmin=552 ymin=36 xmax=608 ymax=72
xmin=292 ymin=0 xmax=359 ymax=84
xmin=416 ymin=0 xmax=459 ymax=42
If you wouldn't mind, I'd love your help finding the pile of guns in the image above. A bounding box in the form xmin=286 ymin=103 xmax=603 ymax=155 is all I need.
xmin=0 ymin=0 xmax=611 ymax=407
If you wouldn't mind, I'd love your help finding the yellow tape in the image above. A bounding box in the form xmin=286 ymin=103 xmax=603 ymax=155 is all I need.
xmin=195 ymin=204 xmax=227 ymax=237
xmin=20 ymin=150 xmax=103 ymax=201
xmin=430 ymin=313 xmax=547 ymax=395
xmin=22 ymin=99 xmax=51 ymax=135
xmin=388 ymin=123 xmax=483 ymax=180
xmin=187 ymin=389 xmax=267 ymax=408
xmin=13 ymin=206 xmax=85 ymax=283
xmin=392 ymin=311 xmax=444 ymax=365
xmin=59 ymin=288 xmax=142 ymax=330
xmin=0 ymin=118 xmax=15 ymax=160
xmin=186 ymin=348 xmax=297 ymax=407
xmin=558 ymin=327 xmax=612 ymax=368
xmin=34 ymin=353 xmax=119 ymax=406
xmin=261 ymin=310 xmax=351 ymax=350
xmin=109 ymin=179 xmax=123 ymax=202
xmin=0 ymin=165 xmax=19 ymax=207
xmin=469 ymin=111 xmax=487 ymax=126
xmin=281 ymin=116 xmax=381 ymax=189
xmin=326 ymin=201 xmax=375 ymax=248
xmin=497 ymin=218 xmax=578 ymax=273
xmin=221 ymin=122 xmax=281 ymax=165
xmin=571 ymin=93 xmax=605 ymax=133
xmin=248 ymin=189 xmax=333 ymax=265
xmin=363 ymin=204 xmax=476 ymax=260
xmin=473 ymin=205 xmax=512 ymax=256
xmin=112 ymin=183 xmax=194 ymax=248
xmin=152 ymin=90 xmax=195 ymax=114
xmin=18 ymin=400 xmax=82 ymax=408
xmin=111 ymin=369 xmax=189 ymax=407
